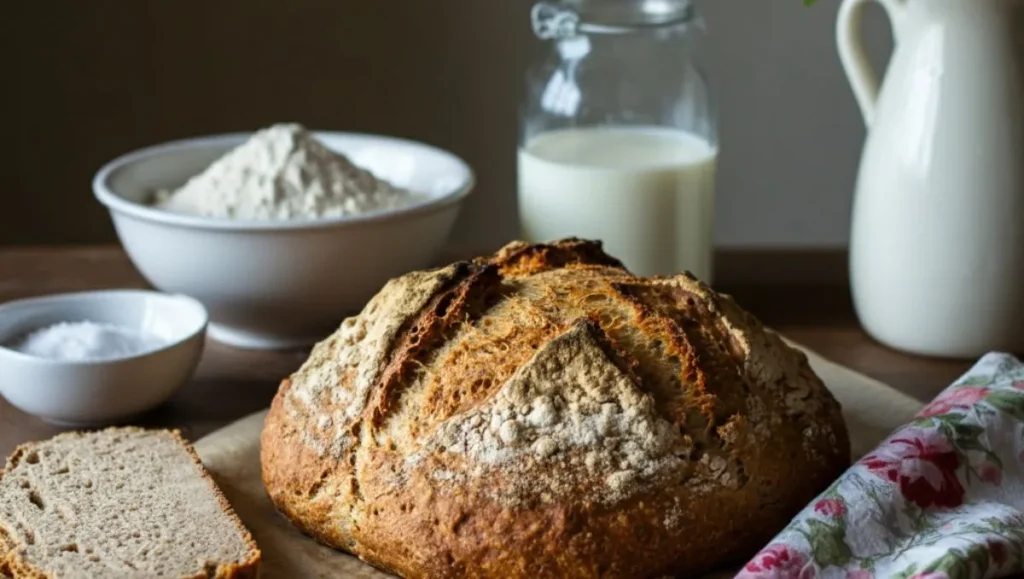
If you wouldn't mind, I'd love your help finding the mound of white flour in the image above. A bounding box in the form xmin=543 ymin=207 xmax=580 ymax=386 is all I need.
xmin=155 ymin=123 xmax=414 ymax=220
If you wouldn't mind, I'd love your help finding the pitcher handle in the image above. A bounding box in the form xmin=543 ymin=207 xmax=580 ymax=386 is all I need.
xmin=837 ymin=0 xmax=906 ymax=127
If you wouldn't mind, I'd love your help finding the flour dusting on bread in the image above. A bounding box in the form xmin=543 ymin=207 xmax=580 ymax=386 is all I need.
xmin=261 ymin=238 xmax=851 ymax=579
xmin=285 ymin=265 xmax=459 ymax=458
xmin=411 ymin=321 xmax=686 ymax=506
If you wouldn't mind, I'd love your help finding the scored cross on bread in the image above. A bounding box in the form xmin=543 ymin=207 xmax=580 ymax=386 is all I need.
xmin=261 ymin=238 xmax=850 ymax=579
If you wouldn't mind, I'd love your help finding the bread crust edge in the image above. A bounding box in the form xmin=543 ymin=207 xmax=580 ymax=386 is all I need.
xmin=260 ymin=240 xmax=852 ymax=578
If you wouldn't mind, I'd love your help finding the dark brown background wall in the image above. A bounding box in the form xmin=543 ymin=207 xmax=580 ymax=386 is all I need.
xmin=0 ymin=1 xmax=529 ymax=250
xmin=0 ymin=1 xmax=890 ymax=250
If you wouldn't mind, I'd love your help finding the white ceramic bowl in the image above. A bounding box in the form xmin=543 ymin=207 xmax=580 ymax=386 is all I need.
xmin=0 ymin=290 xmax=208 ymax=426
xmin=93 ymin=131 xmax=474 ymax=350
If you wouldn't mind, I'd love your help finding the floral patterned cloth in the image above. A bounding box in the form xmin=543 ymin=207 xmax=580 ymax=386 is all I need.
xmin=737 ymin=353 xmax=1024 ymax=579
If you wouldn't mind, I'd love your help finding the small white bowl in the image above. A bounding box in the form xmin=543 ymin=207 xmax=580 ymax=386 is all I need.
xmin=0 ymin=290 xmax=208 ymax=426
xmin=93 ymin=131 xmax=474 ymax=350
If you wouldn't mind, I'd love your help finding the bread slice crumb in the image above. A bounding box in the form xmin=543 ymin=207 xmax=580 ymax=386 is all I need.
xmin=0 ymin=428 xmax=260 ymax=578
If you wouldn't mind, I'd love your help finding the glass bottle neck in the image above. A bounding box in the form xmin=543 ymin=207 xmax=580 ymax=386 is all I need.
xmin=532 ymin=0 xmax=694 ymax=39
xmin=572 ymin=0 xmax=694 ymax=26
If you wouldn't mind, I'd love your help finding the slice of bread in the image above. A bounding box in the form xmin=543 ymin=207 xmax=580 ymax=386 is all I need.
xmin=0 ymin=428 xmax=260 ymax=578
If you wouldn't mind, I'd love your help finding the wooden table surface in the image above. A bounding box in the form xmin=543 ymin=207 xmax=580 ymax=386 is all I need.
xmin=0 ymin=247 xmax=978 ymax=457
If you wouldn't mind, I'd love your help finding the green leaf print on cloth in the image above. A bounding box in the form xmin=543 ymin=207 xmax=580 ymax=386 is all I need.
xmin=736 ymin=353 xmax=1024 ymax=579
xmin=984 ymin=391 xmax=1024 ymax=423
xmin=803 ymin=518 xmax=852 ymax=568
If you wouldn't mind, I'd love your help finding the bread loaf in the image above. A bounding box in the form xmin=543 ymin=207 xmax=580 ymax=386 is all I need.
xmin=0 ymin=428 xmax=260 ymax=579
xmin=261 ymin=239 xmax=850 ymax=578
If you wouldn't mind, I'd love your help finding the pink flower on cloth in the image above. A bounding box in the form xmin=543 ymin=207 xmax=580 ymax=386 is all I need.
xmin=813 ymin=498 xmax=846 ymax=518
xmin=737 ymin=544 xmax=816 ymax=579
xmin=862 ymin=427 xmax=965 ymax=509
xmin=739 ymin=354 xmax=1024 ymax=579
xmin=978 ymin=460 xmax=1002 ymax=486
xmin=917 ymin=386 xmax=991 ymax=418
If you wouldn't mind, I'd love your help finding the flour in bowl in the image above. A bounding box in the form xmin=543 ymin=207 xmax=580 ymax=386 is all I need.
xmin=154 ymin=123 xmax=415 ymax=220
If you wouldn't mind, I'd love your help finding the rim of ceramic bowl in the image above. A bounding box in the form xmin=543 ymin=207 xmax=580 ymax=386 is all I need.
xmin=92 ymin=131 xmax=476 ymax=232
xmin=0 ymin=289 xmax=209 ymax=367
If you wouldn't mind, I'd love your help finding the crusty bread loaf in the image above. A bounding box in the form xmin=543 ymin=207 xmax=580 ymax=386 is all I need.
xmin=261 ymin=239 xmax=850 ymax=578
xmin=0 ymin=428 xmax=260 ymax=579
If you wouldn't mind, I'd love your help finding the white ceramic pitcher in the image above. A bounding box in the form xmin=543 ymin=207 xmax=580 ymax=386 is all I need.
xmin=838 ymin=0 xmax=1024 ymax=358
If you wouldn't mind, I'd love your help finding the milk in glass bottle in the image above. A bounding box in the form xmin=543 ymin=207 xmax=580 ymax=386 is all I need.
xmin=518 ymin=0 xmax=717 ymax=281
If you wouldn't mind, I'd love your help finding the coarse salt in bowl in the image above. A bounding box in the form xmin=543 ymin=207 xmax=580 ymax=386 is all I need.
xmin=12 ymin=321 xmax=167 ymax=361
xmin=0 ymin=290 xmax=208 ymax=426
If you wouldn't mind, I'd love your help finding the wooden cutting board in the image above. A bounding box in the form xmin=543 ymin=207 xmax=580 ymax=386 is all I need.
xmin=193 ymin=341 xmax=925 ymax=578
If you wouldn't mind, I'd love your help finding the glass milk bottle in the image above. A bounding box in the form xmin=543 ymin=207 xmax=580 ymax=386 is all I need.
xmin=518 ymin=0 xmax=717 ymax=281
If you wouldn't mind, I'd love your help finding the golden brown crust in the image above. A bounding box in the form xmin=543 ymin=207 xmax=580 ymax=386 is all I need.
xmin=1 ymin=442 xmax=53 ymax=579
xmin=262 ymin=238 xmax=850 ymax=579
xmin=485 ymin=237 xmax=626 ymax=276
xmin=0 ymin=428 xmax=261 ymax=579
xmin=0 ymin=520 xmax=45 ymax=579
